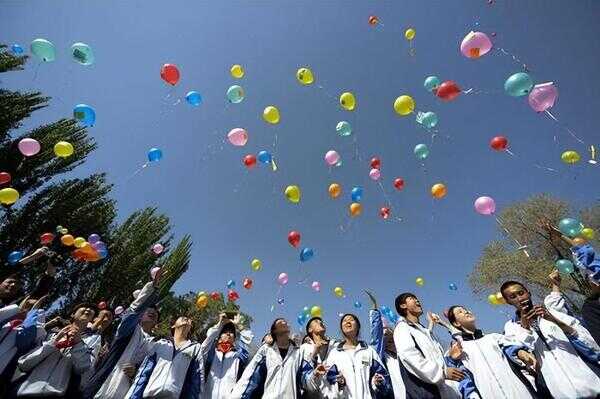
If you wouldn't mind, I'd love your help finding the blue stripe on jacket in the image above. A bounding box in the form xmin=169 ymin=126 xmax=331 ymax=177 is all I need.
xmin=128 ymin=352 xmax=157 ymax=399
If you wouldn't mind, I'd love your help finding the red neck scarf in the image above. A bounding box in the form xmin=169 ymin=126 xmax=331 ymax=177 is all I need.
xmin=217 ymin=341 xmax=233 ymax=354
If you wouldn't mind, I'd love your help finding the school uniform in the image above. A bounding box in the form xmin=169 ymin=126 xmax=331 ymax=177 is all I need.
xmin=299 ymin=339 xmax=337 ymax=399
xmin=0 ymin=309 xmax=46 ymax=377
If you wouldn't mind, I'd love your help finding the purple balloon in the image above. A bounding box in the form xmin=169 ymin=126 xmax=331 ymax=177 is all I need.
xmin=93 ymin=241 xmax=107 ymax=251
xmin=528 ymin=82 xmax=558 ymax=113
xmin=474 ymin=196 xmax=496 ymax=215
xmin=88 ymin=234 xmax=101 ymax=244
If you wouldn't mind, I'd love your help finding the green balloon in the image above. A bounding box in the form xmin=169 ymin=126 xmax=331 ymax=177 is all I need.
xmin=30 ymin=38 xmax=56 ymax=62
xmin=504 ymin=72 xmax=533 ymax=97
xmin=417 ymin=111 xmax=438 ymax=129
xmin=424 ymin=76 xmax=441 ymax=92
xmin=226 ymin=85 xmax=245 ymax=104
xmin=336 ymin=121 xmax=352 ymax=137
xmin=414 ymin=144 xmax=429 ymax=160
xmin=71 ymin=42 xmax=94 ymax=66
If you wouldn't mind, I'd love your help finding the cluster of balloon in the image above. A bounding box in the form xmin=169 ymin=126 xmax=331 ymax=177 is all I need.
xmin=263 ymin=106 xmax=280 ymax=124
xmin=54 ymin=141 xmax=74 ymax=158
xmin=243 ymin=278 xmax=253 ymax=289
xmin=30 ymin=38 xmax=56 ymax=62
xmin=227 ymin=128 xmax=248 ymax=147
xmin=297 ymin=307 xmax=311 ymax=326
xmin=369 ymin=157 xmax=381 ymax=181
xmin=300 ymin=247 xmax=314 ymax=262
xmin=449 ymin=283 xmax=458 ymax=291
xmin=424 ymin=76 xmax=441 ymax=93
xmin=61 ymin=231 xmax=108 ymax=262
xmin=561 ymin=150 xmax=580 ymax=165
xmin=147 ymin=148 xmax=163 ymax=163
xmin=284 ymin=185 xmax=301 ymax=204
xmin=556 ymin=259 xmax=574 ymax=274
xmin=7 ymin=250 xmax=23 ymax=265
xmin=340 ymin=92 xmax=356 ymax=111
xmin=227 ymin=290 xmax=240 ymax=302
xmin=415 ymin=277 xmax=425 ymax=286
xmin=488 ymin=292 xmax=506 ymax=305
xmin=394 ymin=95 xmax=415 ymax=116
xmin=334 ymin=286 xmax=344 ymax=298
xmin=328 ymin=183 xmax=342 ymax=199
xmin=196 ymin=291 xmax=209 ymax=309
xmin=11 ymin=44 xmax=24 ymax=55
xmin=474 ymin=196 xmax=496 ymax=215
xmin=0 ymin=187 xmax=19 ymax=205
xmin=311 ymin=281 xmax=321 ymax=292
xmin=296 ymin=67 xmax=314 ymax=85
xmin=251 ymin=258 xmax=262 ymax=271
xmin=558 ymin=217 xmax=584 ymax=238
xmin=431 ymin=183 xmax=447 ymax=199
xmin=416 ymin=111 xmax=438 ymax=129
xmin=185 ymin=91 xmax=202 ymax=106
xmin=288 ymin=231 xmax=301 ymax=248
xmin=324 ymin=150 xmax=340 ymax=167
xmin=73 ymin=104 xmax=96 ymax=127
xmin=230 ymin=64 xmax=245 ymax=79
xmin=160 ymin=63 xmax=180 ymax=86
xmin=435 ymin=81 xmax=461 ymax=102
xmin=227 ymin=85 xmax=245 ymax=104
xmin=336 ymin=121 xmax=352 ymax=137
xmin=460 ymin=31 xmax=493 ymax=59
xmin=71 ymin=42 xmax=94 ymax=65
xmin=348 ymin=186 xmax=363 ymax=217
xmin=414 ymin=144 xmax=429 ymax=160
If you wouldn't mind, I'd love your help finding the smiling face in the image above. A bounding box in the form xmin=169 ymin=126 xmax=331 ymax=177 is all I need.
xmin=502 ymin=283 xmax=531 ymax=311
xmin=308 ymin=318 xmax=326 ymax=338
xmin=401 ymin=296 xmax=423 ymax=317
xmin=450 ymin=306 xmax=477 ymax=331
xmin=272 ymin=319 xmax=290 ymax=339
xmin=341 ymin=315 xmax=358 ymax=338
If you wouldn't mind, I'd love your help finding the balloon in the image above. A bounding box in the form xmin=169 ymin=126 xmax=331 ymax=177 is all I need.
xmin=227 ymin=128 xmax=248 ymax=147
xmin=379 ymin=207 xmax=390 ymax=219
xmin=354 ymin=301 xmax=362 ymax=309
xmin=297 ymin=313 xmax=308 ymax=326
xmin=150 ymin=267 xmax=161 ymax=280
xmin=243 ymin=278 xmax=253 ymax=289
xmin=495 ymin=292 xmax=506 ymax=305
xmin=196 ymin=295 xmax=208 ymax=309
xmin=529 ymin=82 xmax=558 ymax=113
xmin=114 ymin=305 xmax=125 ymax=315
xmin=349 ymin=202 xmax=362 ymax=217
xmin=258 ymin=150 xmax=272 ymax=164
xmin=54 ymin=141 xmax=74 ymax=158
xmin=61 ymin=234 xmax=75 ymax=246
xmin=30 ymin=38 xmax=55 ymax=62
xmin=185 ymin=91 xmax=202 ymax=106
xmin=160 ymin=63 xmax=180 ymax=86
xmin=228 ymin=290 xmax=239 ymax=302
xmin=405 ymin=28 xmax=416 ymax=41
xmin=449 ymin=283 xmax=458 ymax=291
xmin=394 ymin=95 xmax=415 ymax=116
xmin=556 ymin=259 xmax=574 ymax=274
xmin=263 ymin=106 xmax=280 ymax=124
xmin=40 ymin=233 xmax=55 ymax=245
xmin=460 ymin=31 xmax=492 ymax=59
xmin=18 ymin=138 xmax=41 ymax=157
xmin=351 ymin=186 xmax=363 ymax=202
xmin=311 ymin=281 xmax=321 ymax=292
xmin=278 ymin=273 xmax=289 ymax=285
xmin=561 ymin=150 xmax=580 ymax=165
xmin=573 ymin=237 xmax=587 ymax=246
xmin=210 ymin=291 xmax=221 ymax=301
xmin=300 ymin=248 xmax=314 ymax=262
xmin=74 ymin=237 xmax=86 ymax=248
xmin=87 ymin=234 xmax=100 ymax=245
xmin=369 ymin=168 xmax=381 ymax=181
xmin=226 ymin=280 xmax=236 ymax=289
xmin=0 ymin=188 xmax=19 ymax=205
xmin=71 ymin=42 xmax=94 ymax=65
xmin=394 ymin=178 xmax=405 ymax=190
xmin=8 ymin=250 xmax=23 ymax=265
xmin=93 ymin=241 xmax=107 ymax=252
xmin=414 ymin=144 xmax=429 ymax=160
xmin=490 ymin=136 xmax=508 ymax=151
xmin=474 ymin=196 xmax=496 ymax=215
xmin=288 ymin=231 xmax=301 ymax=248
xmin=243 ymin=154 xmax=257 ymax=169
xmin=226 ymin=85 xmax=245 ymax=103
xmin=504 ymin=72 xmax=533 ymax=97
xmin=436 ymin=81 xmax=461 ymax=101
xmin=147 ymin=148 xmax=162 ymax=162
xmin=98 ymin=301 xmax=107 ymax=310
xmin=0 ymin=172 xmax=11 ymax=185
xmin=310 ymin=306 xmax=322 ymax=317
xmin=296 ymin=67 xmax=314 ymax=85
xmin=324 ymin=150 xmax=340 ymax=166
xmin=368 ymin=15 xmax=379 ymax=25
xmin=416 ymin=111 xmax=438 ymax=129
xmin=559 ymin=218 xmax=584 ymax=238
xmin=11 ymin=44 xmax=24 ymax=55
xmin=424 ymin=76 xmax=441 ymax=92
xmin=334 ymin=287 xmax=344 ymax=297
xmin=152 ymin=243 xmax=164 ymax=255
xmin=251 ymin=258 xmax=262 ymax=271
xmin=73 ymin=104 xmax=96 ymax=127
xmin=415 ymin=277 xmax=425 ymax=287
xmin=230 ymin=64 xmax=244 ymax=78
xmin=581 ymin=228 xmax=595 ymax=240
xmin=277 ymin=298 xmax=285 ymax=305
xmin=284 ymin=185 xmax=301 ymax=204
xmin=370 ymin=157 xmax=381 ymax=170
xmin=339 ymin=92 xmax=356 ymax=111
xmin=336 ymin=121 xmax=352 ymax=137
xmin=431 ymin=184 xmax=447 ymax=199
xmin=488 ymin=294 xmax=499 ymax=305
xmin=328 ymin=183 xmax=342 ymax=199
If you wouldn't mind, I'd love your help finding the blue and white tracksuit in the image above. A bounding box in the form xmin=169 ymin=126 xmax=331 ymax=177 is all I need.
xmin=0 ymin=309 xmax=45 ymax=377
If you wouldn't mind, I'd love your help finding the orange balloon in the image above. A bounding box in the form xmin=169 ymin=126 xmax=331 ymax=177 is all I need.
xmin=572 ymin=237 xmax=587 ymax=246
xmin=349 ymin=202 xmax=362 ymax=217
xmin=61 ymin=234 xmax=75 ymax=246
xmin=328 ymin=183 xmax=342 ymax=199
xmin=431 ymin=183 xmax=447 ymax=199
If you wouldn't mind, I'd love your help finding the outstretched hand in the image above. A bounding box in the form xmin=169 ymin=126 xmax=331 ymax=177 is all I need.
xmin=363 ymin=290 xmax=378 ymax=309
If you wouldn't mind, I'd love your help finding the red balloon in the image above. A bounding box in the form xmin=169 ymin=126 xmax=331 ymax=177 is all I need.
xmin=227 ymin=290 xmax=240 ymax=302
xmin=40 ymin=232 xmax=55 ymax=245
xmin=210 ymin=291 xmax=221 ymax=301
xmin=436 ymin=81 xmax=461 ymax=101
xmin=243 ymin=154 xmax=257 ymax=168
xmin=98 ymin=301 xmax=107 ymax=310
xmin=368 ymin=15 xmax=379 ymax=25
xmin=243 ymin=278 xmax=253 ymax=289
xmin=393 ymin=178 xmax=405 ymax=190
xmin=379 ymin=207 xmax=390 ymax=219
xmin=0 ymin=172 xmax=11 ymax=185
xmin=288 ymin=231 xmax=301 ymax=248
xmin=160 ymin=63 xmax=180 ymax=86
xmin=490 ymin=136 xmax=508 ymax=151
xmin=370 ymin=157 xmax=381 ymax=170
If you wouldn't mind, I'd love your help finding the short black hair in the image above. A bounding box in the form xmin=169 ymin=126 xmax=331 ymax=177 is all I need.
xmin=499 ymin=281 xmax=527 ymax=299
xmin=305 ymin=317 xmax=323 ymax=336
xmin=270 ymin=318 xmax=286 ymax=339
xmin=446 ymin=305 xmax=461 ymax=328
xmin=220 ymin=321 xmax=237 ymax=337
xmin=71 ymin=302 xmax=98 ymax=319
xmin=146 ymin=305 xmax=160 ymax=321
xmin=339 ymin=313 xmax=361 ymax=337
xmin=395 ymin=292 xmax=417 ymax=316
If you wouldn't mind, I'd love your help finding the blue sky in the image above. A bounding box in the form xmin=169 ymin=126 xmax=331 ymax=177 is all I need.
xmin=2 ymin=0 xmax=600 ymax=340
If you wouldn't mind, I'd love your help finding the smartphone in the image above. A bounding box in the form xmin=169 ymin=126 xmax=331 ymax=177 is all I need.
xmin=521 ymin=299 xmax=534 ymax=313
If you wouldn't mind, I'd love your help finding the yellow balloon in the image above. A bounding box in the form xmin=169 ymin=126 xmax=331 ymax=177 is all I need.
xmin=310 ymin=305 xmax=322 ymax=317
xmin=230 ymin=64 xmax=244 ymax=79
xmin=334 ymin=287 xmax=344 ymax=297
xmin=339 ymin=92 xmax=356 ymax=111
xmin=573 ymin=237 xmax=587 ymax=246
xmin=561 ymin=150 xmax=580 ymax=164
xmin=581 ymin=228 xmax=595 ymax=240
xmin=405 ymin=28 xmax=416 ymax=41
xmin=296 ymin=67 xmax=314 ymax=85
xmin=349 ymin=202 xmax=362 ymax=217
xmin=196 ymin=295 xmax=208 ymax=309
xmin=415 ymin=277 xmax=425 ymax=286
xmin=54 ymin=141 xmax=74 ymax=158
xmin=74 ymin=237 xmax=86 ymax=248
xmin=251 ymin=258 xmax=262 ymax=271
xmin=495 ymin=292 xmax=506 ymax=305
xmin=394 ymin=95 xmax=415 ymax=116
xmin=263 ymin=106 xmax=280 ymax=124
xmin=284 ymin=185 xmax=301 ymax=204
xmin=488 ymin=294 xmax=499 ymax=305
xmin=431 ymin=183 xmax=447 ymax=199
xmin=328 ymin=183 xmax=342 ymax=199
xmin=0 ymin=188 xmax=19 ymax=205
xmin=61 ymin=234 xmax=75 ymax=246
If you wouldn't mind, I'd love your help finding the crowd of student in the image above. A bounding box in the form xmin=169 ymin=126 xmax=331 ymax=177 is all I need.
xmin=2 ymin=235 xmax=600 ymax=398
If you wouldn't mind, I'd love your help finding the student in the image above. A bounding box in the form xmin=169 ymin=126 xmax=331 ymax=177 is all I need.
xmin=444 ymin=305 xmax=538 ymax=399
xmin=501 ymin=279 xmax=600 ymax=399
xmin=82 ymin=274 xmax=161 ymax=399
xmin=393 ymin=292 xmax=462 ymax=399
xmin=301 ymin=316 xmax=336 ymax=399
xmin=325 ymin=313 xmax=392 ymax=398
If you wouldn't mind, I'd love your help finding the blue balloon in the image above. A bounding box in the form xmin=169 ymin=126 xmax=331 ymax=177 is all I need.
xmin=277 ymin=297 xmax=285 ymax=305
xmin=257 ymin=150 xmax=272 ymax=164
xmin=300 ymin=247 xmax=314 ymax=262
xmin=94 ymin=241 xmax=107 ymax=252
xmin=226 ymin=85 xmax=245 ymax=104
xmin=7 ymin=250 xmax=23 ymax=265
xmin=98 ymin=248 xmax=108 ymax=259
xmin=449 ymin=283 xmax=458 ymax=291
xmin=423 ymin=76 xmax=441 ymax=92
xmin=302 ymin=306 xmax=311 ymax=316
xmin=354 ymin=301 xmax=362 ymax=309
xmin=185 ymin=91 xmax=202 ymax=106
xmin=558 ymin=218 xmax=584 ymax=238
xmin=351 ymin=186 xmax=363 ymax=202
xmin=297 ymin=313 xmax=307 ymax=326
xmin=226 ymin=279 xmax=236 ymax=289
xmin=556 ymin=259 xmax=574 ymax=274
xmin=414 ymin=144 xmax=429 ymax=160
xmin=417 ymin=111 xmax=438 ymax=129
xmin=73 ymin=104 xmax=96 ymax=127
xmin=148 ymin=148 xmax=163 ymax=162
xmin=11 ymin=44 xmax=24 ymax=55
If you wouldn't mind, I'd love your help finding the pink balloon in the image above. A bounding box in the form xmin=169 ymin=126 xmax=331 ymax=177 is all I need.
xmin=152 ymin=243 xmax=164 ymax=255
xmin=324 ymin=150 xmax=340 ymax=166
xmin=528 ymin=82 xmax=558 ymax=113
xmin=278 ymin=272 xmax=289 ymax=285
xmin=460 ymin=31 xmax=493 ymax=59
xmin=18 ymin=138 xmax=41 ymax=157
xmin=227 ymin=128 xmax=248 ymax=146
xmin=150 ymin=267 xmax=161 ymax=280
xmin=114 ymin=306 xmax=125 ymax=315
xmin=311 ymin=281 xmax=321 ymax=292
xmin=369 ymin=168 xmax=381 ymax=181
xmin=474 ymin=196 xmax=496 ymax=215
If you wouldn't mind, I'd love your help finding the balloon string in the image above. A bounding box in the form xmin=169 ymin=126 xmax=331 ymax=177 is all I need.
xmin=505 ymin=148 xmax=515 ymax=156
xmin=544 ymin=110 xmax=585 ymax=144
xmin=270 ymin=286 xmax=284 ymax=312
xmin=494 ymin=47 xmax=529 ymax=72
xmin=494 ymin=215 xmax=531 ymax=257
xmin=31 ymin=61 xmax=41 ymax=81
